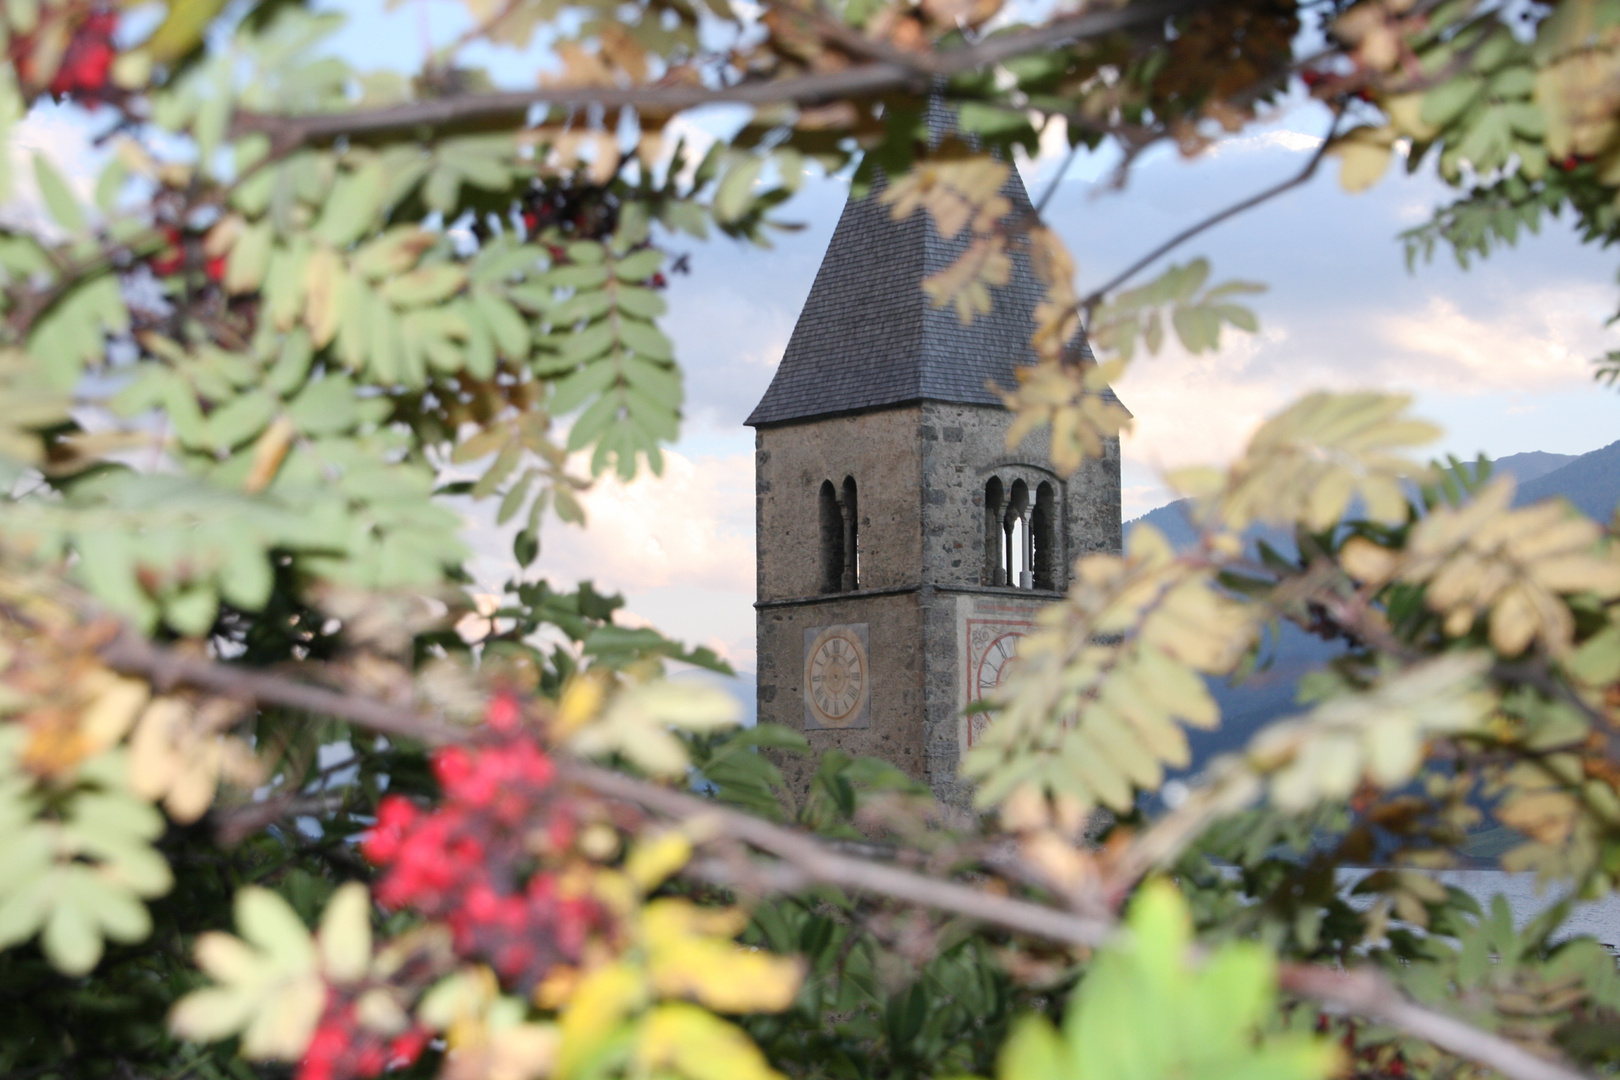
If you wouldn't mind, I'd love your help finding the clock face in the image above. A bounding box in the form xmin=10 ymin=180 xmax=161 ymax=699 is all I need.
xmin=974 ymin=631 xmax=1024 ymax=701
xmin=966 ymin=626 xmax=1027 ymax=749
xmin=804 ymin=624 xmax=870 ymax=729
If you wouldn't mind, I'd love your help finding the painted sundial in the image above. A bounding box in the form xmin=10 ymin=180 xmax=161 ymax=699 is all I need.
xmin=803 ymin=623 xmax=870 ymax=730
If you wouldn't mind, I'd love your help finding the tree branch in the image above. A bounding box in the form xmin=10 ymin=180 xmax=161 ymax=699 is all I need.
xmin=96 ymin=630 xmax=1606 ymax=1080
xmin=231 ymin=0 xmax=1211 ymax=147
xmin=565 ymin=760 xmax=1119 ymax=945
xmin=1079 ymin=114 xmax=1339 ymax=317
xmin=98 ymin=629 xmax=466 ymax=746
xmin=1279 ymin=964 xmax=1596 ymax=1080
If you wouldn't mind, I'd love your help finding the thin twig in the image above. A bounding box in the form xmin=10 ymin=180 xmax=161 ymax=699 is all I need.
xmin=1279 ymin=964 xmax=1596 ymax=1080
xmin=99 ymin=630 xmax=465 ymax=746
xmin=97 ymin=630 xmax=1607 ymax=1080
xmin=1033 ymin=134 xmax=1084 ymax=217
xmin=1078 ymin=113 xmax=1340 ymax=318
xmin=567 ymin=761 xmax=1119 ymax=946
xmin=231 ymin=0 xmax=1211 ymax=147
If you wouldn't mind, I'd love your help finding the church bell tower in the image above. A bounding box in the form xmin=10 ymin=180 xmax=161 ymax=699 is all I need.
xmin=747 ymin=132 xmax=1123 ymax=807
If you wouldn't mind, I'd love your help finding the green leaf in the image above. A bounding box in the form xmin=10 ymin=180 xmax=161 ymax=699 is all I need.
xmin=613 ymin=248 xmax=663 ymax=282
xmin=473 ymin=290 xmax=531 ymax=359
xmin=381 ymin=264 xmax=467 ymax=307
xmin=33 ymin=152 xmax=85 ymax=233
xmin=314 ymin=160 xmax=387 ymax=248
xmin=714 ymin=155 xmax=764 ymax=224
xmin=207 ymin=391 xmax=278 ymax=451
xmin=618 ymin=318 xmax=674 ymax=361
xmin=551 ymin=360 xmax=619 ymax=415
xmin=288 ymin=374 xmax=358 ymax=436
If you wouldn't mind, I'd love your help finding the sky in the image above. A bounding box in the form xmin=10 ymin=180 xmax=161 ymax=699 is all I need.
xmin=14 ymin=2 xmax=1620 ymax=678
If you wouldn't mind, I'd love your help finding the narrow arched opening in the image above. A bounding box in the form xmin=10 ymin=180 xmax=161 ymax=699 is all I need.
xmin=841 ymin=476 xmax=860 ymax=591
xmin=818 ymin=480 xmax=843 ymax=593
xmin=1033 ymin=481 xmax=1058 ymax=590
xmin=984 ymin=476 xmax=1006 ymax=585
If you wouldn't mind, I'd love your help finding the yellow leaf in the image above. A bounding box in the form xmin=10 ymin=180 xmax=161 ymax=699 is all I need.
xmin=554 ymin=673 xmax=607 ymax=740
xmin=79 ymin=674 xmax=149 ymax=753
xmin=635 ymin=1003 xmax=785 ymax=1080
xmin=1331 ymin=126 xmax=1395 ymax=192
xmin=924 ymin=235 xmax=1011 ymax=325
xmin=643 ymin=899 xmax=801 ymax=1014
xmin=1340 ymin=537 xmax=1398 ymax=585
xmin=170 ymin=888 xmax=325 ymax=1062
xmin=556 ymin=962 xmax=646 ymax=1080
xmin=317 ymin=882 xmax=372 ymax=985
xmin=303 ymin=246 xmax=343 ymax=348
xmin=625 ymin=832 xmax=693 ymax=893
xmin=879 ymin=155 xmax=1010 ymax=239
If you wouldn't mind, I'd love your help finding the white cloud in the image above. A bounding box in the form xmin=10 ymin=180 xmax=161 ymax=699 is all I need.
xmin=1110 ymin=278 xmax=1619 ymax=497
xmin=1207 ymin=129 xmax=1325 ymax=158
xmin=541 ymin=450 xmax=754 ymax=593
xmin=2 ymin=102 xmax=103 ymax=238
xmin=1114 ymin=326 xmax=1308 ymax=472
xmin=1375 ymin=288 xmax=1618 ymax=393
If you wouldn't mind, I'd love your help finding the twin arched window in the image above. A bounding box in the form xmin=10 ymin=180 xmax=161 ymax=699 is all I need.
xmin=819 ymin=477 xmax=860 ymax=592
xmin=985 ymin=477 xmax=1057 ymax=589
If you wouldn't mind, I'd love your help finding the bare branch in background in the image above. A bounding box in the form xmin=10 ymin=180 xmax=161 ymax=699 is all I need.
xmin=94 ymin=631 xmax=1610 ymax=1080
xmin=233 ymin=0 xmax=1212 ymax=148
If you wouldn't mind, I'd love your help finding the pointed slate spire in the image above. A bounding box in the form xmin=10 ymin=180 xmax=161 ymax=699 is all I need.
xmin=746 ymin=108 xmax=1081 ymax=428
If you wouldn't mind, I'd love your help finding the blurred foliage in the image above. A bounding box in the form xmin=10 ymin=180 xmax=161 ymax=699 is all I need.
xmin=3 ymin=2 xmax=1620 ymax=1080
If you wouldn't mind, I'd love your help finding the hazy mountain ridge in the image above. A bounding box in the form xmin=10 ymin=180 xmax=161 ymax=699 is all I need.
xmin=1123 ymin=441 xmax=1619 ymax=775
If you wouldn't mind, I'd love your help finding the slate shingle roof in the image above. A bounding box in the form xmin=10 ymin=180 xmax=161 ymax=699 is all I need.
xmin=746 ymin=158 xmax=1089 ymax=427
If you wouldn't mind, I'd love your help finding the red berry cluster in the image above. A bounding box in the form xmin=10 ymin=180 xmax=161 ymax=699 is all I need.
xmin=298 ymin=998 xmax=431 ymax=1080
xmin=363 ymin=697 xmax=613 ymax=993
xmin=49 ymin=10 xmax=118 ymax=101
xmin=148 ymin=226 xmax=227 ymax=282
xmin=517 ymin=183 xmax=620 ymax=241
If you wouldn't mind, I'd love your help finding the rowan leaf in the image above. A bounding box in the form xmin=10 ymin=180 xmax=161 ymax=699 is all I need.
xmin=643 ymin=899 xmax=802 ymax=1013
xmin=569 ymin=680 xmax=743 ymax=777
xmin=635 ymin=1003 xmax=786 ymax=1080
xmin=171 ymin=885 xmax=358 ymax=1061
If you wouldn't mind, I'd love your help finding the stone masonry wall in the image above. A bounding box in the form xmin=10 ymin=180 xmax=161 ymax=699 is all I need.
xmin=754 ymin=408 xmax=924 ymax=601
xmin=754 ymin=591 xmax=926 ymax=793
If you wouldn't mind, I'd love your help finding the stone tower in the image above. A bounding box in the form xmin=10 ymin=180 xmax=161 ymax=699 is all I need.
xmin=747 ymin=149 xmax=1123 ymax=807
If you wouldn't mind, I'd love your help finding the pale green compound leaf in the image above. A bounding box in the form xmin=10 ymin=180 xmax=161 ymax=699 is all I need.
xmin=316 ymin=882 xmax=371 ymax=984
xmin=33 ymin=151 xmax=86 ymax=234
xmin=989 ymin=881 xmax=1340 ymax=1080
xmin=613 ymin=248 xmax=663 ymax=282
xmin=618 ymin=318 xmax=674 ymax=362
xmin=314 ymin=160 xmax=387 ymax=248
xmin=714 ymin=155 xmax=765 ymax=224
xmin=236 ymin=886 xmax=318 ymax=972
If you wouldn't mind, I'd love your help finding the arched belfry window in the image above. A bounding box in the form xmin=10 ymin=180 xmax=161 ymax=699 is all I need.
xmin=985 ymin=475 xmax=1060 ymax=590
xmin=819 ymin=476 xmax=860 ymax=593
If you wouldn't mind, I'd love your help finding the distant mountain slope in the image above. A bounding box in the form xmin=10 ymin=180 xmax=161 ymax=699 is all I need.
xmin=1123 ymin=446 xmax=1597 ymax=548
xmin=1492 ymin=450 xmax=1577 ymax=484
xmin=1515 ymin=439 xmax=1620 ymax=523
xmin=1124 ymin=440 xmax=1617 ymax=776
